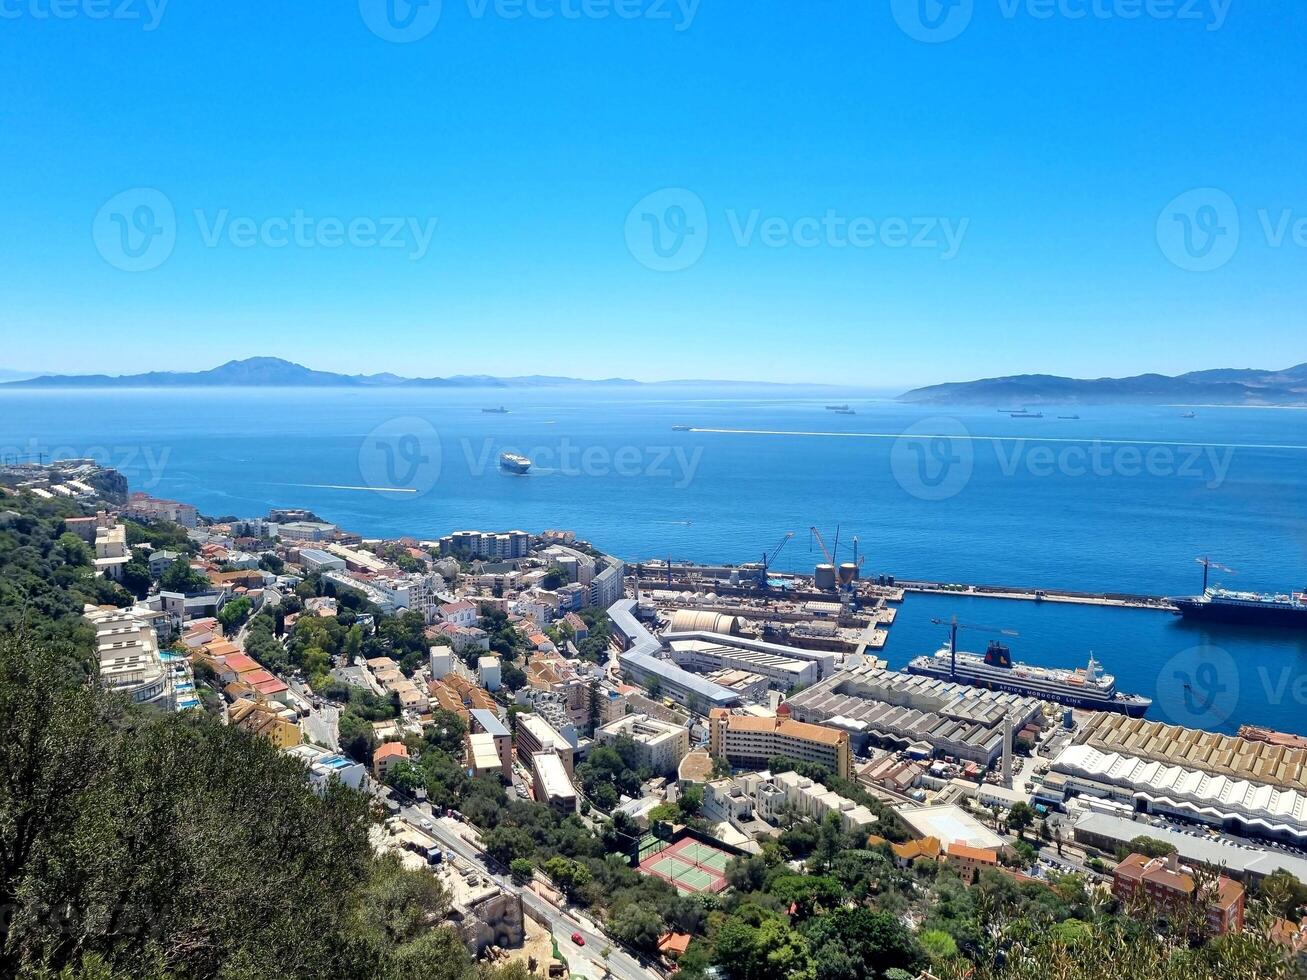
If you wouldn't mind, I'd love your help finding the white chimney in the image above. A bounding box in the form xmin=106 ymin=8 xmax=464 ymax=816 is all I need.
xmin=1001 ymin=715 xmax=1013 ymax=786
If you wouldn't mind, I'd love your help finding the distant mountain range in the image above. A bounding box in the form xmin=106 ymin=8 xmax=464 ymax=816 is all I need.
xmin=900 ymin=364 xmax=1307 ymax=406
xmin=0 ymin=357 xmax=655 ymax=389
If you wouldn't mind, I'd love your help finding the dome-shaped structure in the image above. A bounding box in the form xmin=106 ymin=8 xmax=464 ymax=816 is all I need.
xmin=668 ymin=609 xmax=742 ymax=635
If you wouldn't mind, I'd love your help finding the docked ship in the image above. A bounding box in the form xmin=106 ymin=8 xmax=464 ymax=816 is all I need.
xmin=499 ymin=452 xmax=531 ymax=474
xmin=1170 ymin=557 xmax=1307 ymax=628
xmin=905 ymin=640 xmax=1153 ymax=717
xmin=1171 ymin=589 xmax=1307 ymax=627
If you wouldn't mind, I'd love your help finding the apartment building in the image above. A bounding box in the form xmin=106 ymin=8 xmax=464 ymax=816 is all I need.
xmin=595 ymin=713 xmax=690 ymax=776
xmin=515 ymin=713 xmax=573 ymax=775
xmin=708 ymin=708 xmax=851 ymax=780
xmin=1113 ymin=852 xmax=1246 ymax=935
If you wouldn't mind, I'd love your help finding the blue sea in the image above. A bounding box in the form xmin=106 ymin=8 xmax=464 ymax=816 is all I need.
xmin=3 ymin=385 xmax=1305 ymax=735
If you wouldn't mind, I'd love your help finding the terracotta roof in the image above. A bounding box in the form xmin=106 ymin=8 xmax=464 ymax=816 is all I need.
xmin=946 ymin=842 xmax=999 ymax=864
xmin=892 ymin=837 xmax=941 ymax=861
xmin=657 ymin=933 xmax=691 ymax=956
xmin=374 ymin=742 xmax=409 ymax=761
xmin=220 ymin=653 xmax=261 ymax=674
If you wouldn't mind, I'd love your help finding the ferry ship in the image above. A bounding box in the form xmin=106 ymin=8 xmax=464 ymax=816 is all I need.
xmin=499 ymin=452 xmax=532 ymax=474
xmin=905 ymin=640 xmax=1152 ymax=717
xmin=1170 ymin=557 xmax=1307 ymax=628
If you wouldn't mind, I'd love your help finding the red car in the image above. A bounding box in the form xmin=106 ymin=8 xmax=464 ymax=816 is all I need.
xmin=570 ymin=933 xmax=585 ymax=947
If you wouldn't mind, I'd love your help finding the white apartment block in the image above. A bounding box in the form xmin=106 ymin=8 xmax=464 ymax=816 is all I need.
xmin=595 ymin=713 xmax=691 ymax=776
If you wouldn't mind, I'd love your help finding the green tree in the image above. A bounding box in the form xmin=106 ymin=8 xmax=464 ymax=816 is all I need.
xmin=1006 ymin=802 xmax=1035 ymax=840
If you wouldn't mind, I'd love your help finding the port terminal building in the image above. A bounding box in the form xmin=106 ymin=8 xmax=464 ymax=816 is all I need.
xmin=784 ymin=663 xmax=1042 ymax=768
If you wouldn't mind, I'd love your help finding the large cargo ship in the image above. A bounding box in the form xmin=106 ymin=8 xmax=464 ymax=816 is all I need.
xmin=499 ymin=452 xmax=531 ymax=474
xmin=1170 ymin=557 xmax=1307 ymax=628
xmin=905 ymin=640 xmax=1152 ymax=717
xmin=1171 ymin=589 xmax=1307 ymax=627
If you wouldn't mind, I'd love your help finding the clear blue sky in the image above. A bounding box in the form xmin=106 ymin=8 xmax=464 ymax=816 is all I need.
xmin=1 ymin=1 xmax=1303 ymax=386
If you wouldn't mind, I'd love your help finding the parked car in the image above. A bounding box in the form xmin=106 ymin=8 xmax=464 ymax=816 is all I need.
xmin=570 ymin=933 xmax=585 ymax=947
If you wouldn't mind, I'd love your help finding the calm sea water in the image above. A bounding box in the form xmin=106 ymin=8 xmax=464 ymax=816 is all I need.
xmin=3 ymin=385 xmax=1304 ymax=734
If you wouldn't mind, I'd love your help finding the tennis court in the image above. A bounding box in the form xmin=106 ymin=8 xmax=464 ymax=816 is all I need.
xmin=636 ymin=835 xmax=731 ymax=894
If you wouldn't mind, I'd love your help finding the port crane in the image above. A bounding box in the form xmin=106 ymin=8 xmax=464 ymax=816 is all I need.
xmin=931 ymin=616 xmax=1019 ymax=681
xmin=1195 ymin=556 xmax=1237 ymax=592
xmin=760 ymin=532 xmax=794 ymax=580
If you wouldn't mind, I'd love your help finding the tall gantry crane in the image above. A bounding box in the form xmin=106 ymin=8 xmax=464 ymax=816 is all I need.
xmin=1195 ymin=556 xmax=1237 ymax=593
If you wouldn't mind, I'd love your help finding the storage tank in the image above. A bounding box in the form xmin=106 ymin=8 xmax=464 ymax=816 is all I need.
xmin=814 ymin=564 xmax=837 ymax=590
xmin=838 ymin=562 xmax=858 ymax=584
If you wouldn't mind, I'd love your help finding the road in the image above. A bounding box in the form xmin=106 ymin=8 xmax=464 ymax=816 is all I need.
xmin=391 ymin=796 xmax=657 ymax=980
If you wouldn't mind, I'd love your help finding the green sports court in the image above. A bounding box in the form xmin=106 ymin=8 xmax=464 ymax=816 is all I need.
xmin=636 ymin=836 xmax=732 ymax=894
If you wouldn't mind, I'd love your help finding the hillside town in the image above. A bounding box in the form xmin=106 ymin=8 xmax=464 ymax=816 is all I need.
xmin=1 ymin=460 xmax=1304 ymax=980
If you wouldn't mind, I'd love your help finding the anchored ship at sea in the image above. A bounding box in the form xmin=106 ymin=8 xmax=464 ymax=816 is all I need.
xmin=499 ymin=452 xmax=531 ymax=474
xmin=1171 ymin=557 xmax=1307 ymax=628
xmin=906 ymin=638 xmax=1152 ymax=717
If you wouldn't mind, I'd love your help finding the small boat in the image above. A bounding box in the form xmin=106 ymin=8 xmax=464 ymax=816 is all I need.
xmin=825 ymin=404 xmax=849 ymax=411
xmin=1058 ymin=414 xmax=1080 ymax=420
xmin=1181 ymin=411 xmax=1197 ymax=419
xmin=671 ymin=424 xmax=692 ymax=432
xmin=499 ymin=452 xmax=531 ymax=474
xmin=1009 ymin=411 xmax=1044 ymax=419
xmin=482 ymin=406 xmax=509 ymax=414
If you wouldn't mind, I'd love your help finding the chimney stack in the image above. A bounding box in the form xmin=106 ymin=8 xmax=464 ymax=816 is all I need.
xmin=1001 ymin=715 xmax=1013 ymax=786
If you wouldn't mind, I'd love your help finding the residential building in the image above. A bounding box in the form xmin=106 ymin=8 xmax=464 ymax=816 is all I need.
xmin=85 ymin=605 xmax=170 ymax=707
xmin=478 ymin=656 xmax=502 ymax=692
xmin=229 ymin=699 xmax=301 ymax=749
xmin=595 ymin=713 xmax=690 ymax=776
xmin=439 ymin=529 xmax=532 ymax=560
xmin=945 ymin=842 xmax=1000 ymax=883
xmin=532 ymin=752 xmax=578 ymax=813
xmin=468 ymin=708 xmax=513 ymax=781
xmin=516 ymin=713 xmax=573 ymax=775
xmin=1113 ymin=852 xmax=1246 ymax=935
xmin=708 ymin=708 xmax=851 ymax=780
xmin=374 ymin=741 xmax=411 ymax=781
xmin=93 ymin=524 xmax=130 ymax=581
xmin=285 ymin=743 xmax=367 ymax=793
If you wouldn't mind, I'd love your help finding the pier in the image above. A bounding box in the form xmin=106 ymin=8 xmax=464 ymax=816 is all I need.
xmin=896 ymin=580 xmax=1177 ymax=612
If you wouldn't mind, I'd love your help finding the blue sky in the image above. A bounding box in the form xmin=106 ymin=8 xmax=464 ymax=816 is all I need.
xmin=1 ymin=0 xmax=1303 ymax=386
